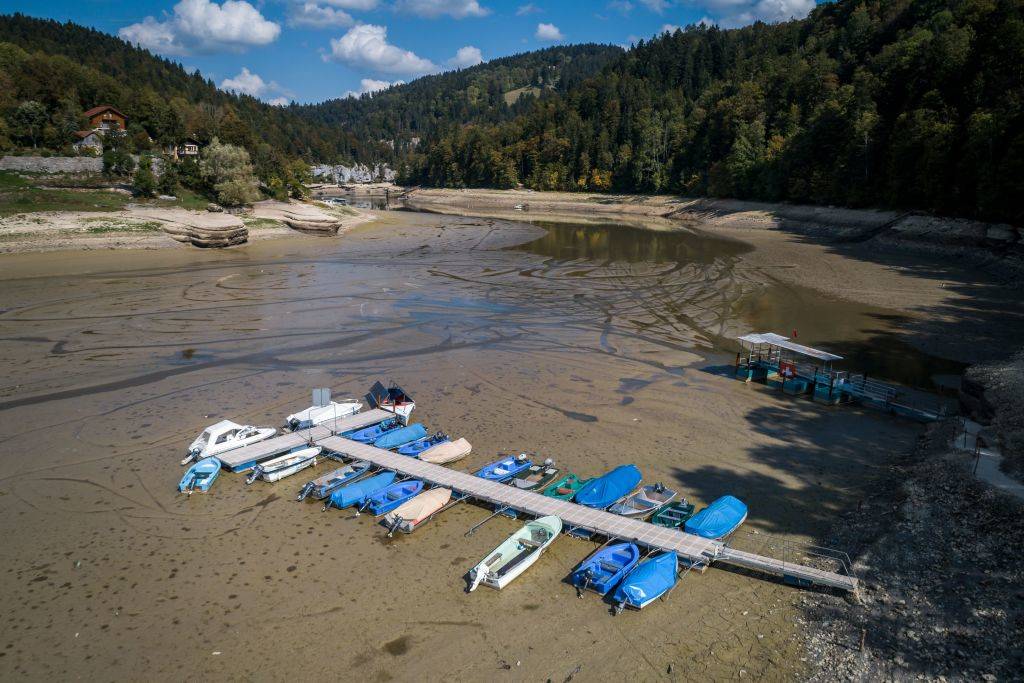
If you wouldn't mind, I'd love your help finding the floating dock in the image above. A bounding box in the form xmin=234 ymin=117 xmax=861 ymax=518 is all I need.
xmin=224 ymin=425 xmax=858 ymax=594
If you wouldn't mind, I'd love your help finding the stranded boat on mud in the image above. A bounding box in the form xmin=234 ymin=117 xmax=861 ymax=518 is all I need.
xmin=178 ymin=456 xmax=221 ymax=494
xmin=284 ymin=399 xmax=362 ymax=431
xmin=511 ymin=459 xmax=560 ymax=490
xmin=418 ymin=437 xmax=471 ymax=464
xmin=382 ymin=487 xmax=453 ymax=534
xmin=468 ymin=515 xmax=562 ymax=591
xmin=684 ymin=495 xmax=748 ymax=539
xmin=183 ymin=420 xmax=276 ymax=465
xmin=570 ymin=542 xmax=641 ymax=595
xmin=297 ymin=461 xmax=371 ymax=500
xmin=607 ymin=483 xmax=677 ymax=518
xmin=474 ymin=454 xmax=532 ymax=482
xmin=246 ymin=446 xmax=320 ymax=484
xmin=612 ymin=552 xmax=679 ymax=612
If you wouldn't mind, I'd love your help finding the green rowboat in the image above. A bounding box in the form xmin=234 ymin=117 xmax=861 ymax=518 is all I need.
xmin=651 ymin=501 xmax=696 ymax=528
xmin=542 ymin=472 xmax=587 ymax=500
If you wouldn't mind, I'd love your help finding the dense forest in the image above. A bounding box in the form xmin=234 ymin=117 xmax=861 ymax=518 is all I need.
xmin=1 ymin=1 xmax=1022 ymax=222
xmin=399 ymin=0 xmax=1024 ymax=223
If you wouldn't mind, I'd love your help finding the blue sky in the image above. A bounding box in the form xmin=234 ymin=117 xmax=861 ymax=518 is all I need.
xmin=0 ymin=0 xmax=817 ymax=104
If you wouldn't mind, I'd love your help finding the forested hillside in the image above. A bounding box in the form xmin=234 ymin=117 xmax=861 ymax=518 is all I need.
xmin=400 ymin=0 xmax=1024 ymax=223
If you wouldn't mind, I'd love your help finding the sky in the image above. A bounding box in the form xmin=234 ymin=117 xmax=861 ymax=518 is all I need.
xmin=0 ymin=0 xmax=819 ymax=105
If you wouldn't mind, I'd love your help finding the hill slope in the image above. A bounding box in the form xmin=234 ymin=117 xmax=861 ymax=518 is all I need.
xmin=401 ymin=0 xmax=1024 ymax=223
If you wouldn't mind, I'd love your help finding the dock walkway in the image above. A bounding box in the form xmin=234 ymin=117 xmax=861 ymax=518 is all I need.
xmin=224 ymin=428 xmax=858 ymax=593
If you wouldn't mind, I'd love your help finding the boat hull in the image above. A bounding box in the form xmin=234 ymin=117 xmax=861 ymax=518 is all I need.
xmin=570 ymin=542 xmax=640 ymax=595
xmin=612 ymin=552 xmax=678 ymax=610
xmin=575 ymin=464 xmax=642 ymax=509
xmin=382 ymin=488 xmax=452 ymax=533
xmin=684 ymin=495 xmax=748 ymax=539
xmin=474 ymin=456 xmax=532 ymax=482
xmin=469 ymin=516 xmax=562 ymax=591
xmin=178 ymin=457 xmax=221 ymax=493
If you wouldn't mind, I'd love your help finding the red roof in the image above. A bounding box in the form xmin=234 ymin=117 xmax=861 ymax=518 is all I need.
xmin=83 ymin=105 xmax=126 ymax=119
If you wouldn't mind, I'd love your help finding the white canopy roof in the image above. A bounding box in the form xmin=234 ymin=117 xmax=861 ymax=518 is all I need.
xmin=737 ymin=332 xmax=843 ymax=362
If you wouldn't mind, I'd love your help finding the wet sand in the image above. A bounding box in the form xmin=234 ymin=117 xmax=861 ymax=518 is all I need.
xmin=0 ymin=210 xmax=1002 ymax=680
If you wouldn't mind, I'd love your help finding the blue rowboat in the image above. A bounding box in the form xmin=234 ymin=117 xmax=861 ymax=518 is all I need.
xmin=612 ymin=552 xmax=678 ymax=611
xmin=367 ymin=480 xmax=425 ymax=515
xmin=474 ymin=455 xmax=532 ymax=482
xmin=178 ymin=456 xmax=221 ymax=494
xmin=397 ymin=432 xmax=450 ymax=457
xmin=346 ymin=418 xmax=402 ymax=444
xmin=570 ymin=542 xmax=640 ymax=595
xmin=574 ymin=464 xmax=641 ymax=509
xmin=684 ymin=495 xmax=748 ymax=539
xmin=326 ymin=471 xmax=396 ymax=510
xmin=373 ymin=423 xmax=427 ymax=450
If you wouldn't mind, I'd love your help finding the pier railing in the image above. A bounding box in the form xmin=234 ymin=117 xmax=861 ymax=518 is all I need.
xmin=718 ymin=529 xmax=859 ymax=593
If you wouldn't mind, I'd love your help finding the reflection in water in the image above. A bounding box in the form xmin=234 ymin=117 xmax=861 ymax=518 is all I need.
xmin=515 ymin=220 xmax=751 ymax=264
xmin=312 ymin=191 xmax=391 ymax=210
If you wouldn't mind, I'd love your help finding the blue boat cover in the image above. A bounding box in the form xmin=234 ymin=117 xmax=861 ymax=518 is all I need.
xmin=329 ymin=472 xmax=396 ymax=508
xmin=684 ymin=495 xmax=747 ymax=539
xmin=612 ymin=552 xmax=678 ymax=608
xmin=574 ymin=464 xmax=641 ymax=508
xmin=346 ymin=418 xmax=398 ymax=443
xmin=397 ymin=434 xmax=449 ymax=457
xmin=374 ymin=423 xmax=427 ymax=450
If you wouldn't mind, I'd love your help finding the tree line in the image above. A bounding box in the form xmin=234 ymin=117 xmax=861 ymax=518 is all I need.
xmin=399 ymin=0 xmax=1024 ymax=224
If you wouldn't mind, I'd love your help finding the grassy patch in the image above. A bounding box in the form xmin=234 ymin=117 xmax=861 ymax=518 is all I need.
xmin=0 ymin=171 xmax=128 ymax=216
xmin=82 ymin=219 xmax=163 ymax=234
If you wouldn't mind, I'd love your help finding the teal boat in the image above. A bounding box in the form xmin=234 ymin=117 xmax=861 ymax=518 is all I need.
xmin=542 ymin=472 xmax=586 ymax=500
xmin=650 ymin=501 xmax=696 ymax=528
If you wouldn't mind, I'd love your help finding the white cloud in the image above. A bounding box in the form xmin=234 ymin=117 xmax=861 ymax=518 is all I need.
xmin=639 ymin=0 xmax=670 ymax=11
xmin=119 ymin=0 xmax=280 ymax=55
xmin=220 ymin=67 xmax=293 ymax=104
xmin=221 ymin=67 xmax=271 ymax=96
xmin=607 ymin=0 xmax=633 ymax=14
xmin=515 ymin=3 xmax=541 ymax=15
xmin=699 ymin=0 xmax=813 ymax=27
xmin=535 ymin=22 xmax=564 ymax=41
xmin=448 ymin=45 xmax=483 ymax=68
xmin=288 ymin=2 xmax=354 ymax=28
xmin=660 ymin=23 xmax=680 ymax=33
xmin=344 ymin=78 xmax=404 ymax=97
xmin=326 ymin=24 xmax=437 ymax=75
xmin=395 ymin=0 xmax=489 ymax=18
xmin=322 ymin=0 xmax=378 ymax=7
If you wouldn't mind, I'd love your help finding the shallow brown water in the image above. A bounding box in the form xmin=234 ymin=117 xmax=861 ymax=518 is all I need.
xmin=0 ymin=212 xmax=928 ymax=680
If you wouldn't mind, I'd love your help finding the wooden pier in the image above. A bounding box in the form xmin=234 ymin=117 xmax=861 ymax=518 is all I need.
xmin=223 ymin=425 xmax=858 ymax=593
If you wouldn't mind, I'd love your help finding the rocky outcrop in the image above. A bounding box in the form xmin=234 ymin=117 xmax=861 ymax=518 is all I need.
xmin=158 ymin=213 xmax=247 ymax=247
xmin=311 ymin=162 xmax=395 ymax=184
xmin=250 ymin=200 xmax=344 ymax=235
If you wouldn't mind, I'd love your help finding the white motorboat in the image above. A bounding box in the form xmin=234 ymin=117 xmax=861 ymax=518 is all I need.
xmin=246 ymin=446 xmax=321 ymax=484
xmin=183 ymin=420 xmax=277 ymax=465
xmin=284 ymin=399 xmax=362 ymax=431
xmin=468 ymin=515 xmax=562 ymax=591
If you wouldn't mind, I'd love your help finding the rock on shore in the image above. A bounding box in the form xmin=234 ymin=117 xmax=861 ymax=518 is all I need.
xmin=250 ymin=200 xmax=344 ymax=234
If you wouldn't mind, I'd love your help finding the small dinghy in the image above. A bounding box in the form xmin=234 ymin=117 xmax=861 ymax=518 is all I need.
xmin=284 ymin=399 xmax=361 ymax=431
xmin=373 ymin=423 xmax=427 ymax=450
xmin=178 ymin=456 xmax=221 ymax=494
xmin=419 ymin=438 xmax=471 ymax=464
xmin=468 ymin=515 xmax=562 ymax=591
xmin=382 ymin=487 xmax=452 ymax=534
xmin=346 ymin=417 xmax=402 ymax=444
xmin=246 ymin=446 xmax=320 ymax=484
xmin=183 ymin=420 xmax=276 ymax=465
xmin=397 ymin=432 xmax=450 ymax=457
xmin=325 ymin=471 xmax=396 ymax=510
xmin=474 ymin=454 xmax=532 ymax=482
xmin=297 ymin=460 xmax=370 ymax=500
xmin=511 ymin=459 xmax=560 ymax=490
xmin=650 ymin=500 xmax=696 ymax=528
xmin=575 ymin=464 xmax=642 ymax=509
xmin=612 ymin=552 xmax=678 ymax=612
xmin=608 ymin=483 xmax=677 ymax=518
xmin=570 ymin=542 xmax=641 ymax=595
xmin=366 ymin=480 xmax=425 ymax=515
xmin=542 ymin=472 xmax=586 ymax=500
xmin=684 ymin=495 xmax=747 ymax=539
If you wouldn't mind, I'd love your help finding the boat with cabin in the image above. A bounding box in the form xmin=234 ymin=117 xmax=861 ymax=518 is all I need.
xmin=284 ymin=398 xmax=362 ymax=431
xmin=468 ymin=515 xmax=562 ymax=591
xmin=183 ymin=420 xmax=276 ymax=465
